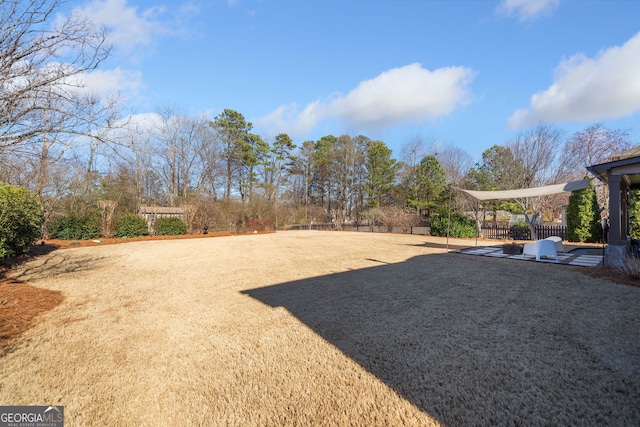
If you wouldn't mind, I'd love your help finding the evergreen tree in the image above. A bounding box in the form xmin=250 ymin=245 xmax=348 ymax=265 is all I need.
xmin=628 ymin=189 xmax=640 ymax=239
xmin=263 ymin=133 xmax=297 ymax=201
xmin=409 ymin=155 xmax=446 ymax=215
xmin=210 ymin=109 xmax=253 ymax=200
xmin=464 ymin=145 xmax=526 ymax=220
xmin=240 ymin=133 xmax=270 ymax=202
xmin=566 ymin=183 xmax=601 ymax=242
xmin=312 ymin=135 xmax=337 ymax=213
xmin=364 ymin=141 xmax=396 ymax=207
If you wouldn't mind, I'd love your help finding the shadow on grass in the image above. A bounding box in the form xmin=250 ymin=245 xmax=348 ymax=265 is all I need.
xmin=243 ymin=252 xmax=640 ymax=426
xmin=1 ymin=244 xmax=60 ymax=274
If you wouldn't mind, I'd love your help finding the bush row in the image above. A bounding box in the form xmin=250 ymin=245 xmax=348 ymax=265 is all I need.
xmin=47 ymin=214 xmax=187 ymax=239
xmin=0 ymin=182 xmax=190 ymax=262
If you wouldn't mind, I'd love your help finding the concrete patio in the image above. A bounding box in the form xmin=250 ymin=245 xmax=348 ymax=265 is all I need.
xmin=458 ymin=245 xmax=604 ymax=267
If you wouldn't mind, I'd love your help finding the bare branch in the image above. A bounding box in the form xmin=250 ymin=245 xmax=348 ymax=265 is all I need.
xmin=0 ymin=0 xmax=112 ymax=148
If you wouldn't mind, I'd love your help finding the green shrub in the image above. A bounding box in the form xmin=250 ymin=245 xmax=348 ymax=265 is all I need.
xmin=0 ymin=185 xmax=43 ymax=260
xmin=47 ymin=215 xmax=101 ymax=240
xmin=116 ymin=214 xmax=149 ymax=237
xmin=567 ymin=183 xmax=601 ymax=242
xmin=429 ymin=209 xmax=476 ymax=238
xmin=630 ymin=190 xmax=640 ymax=239
xmin=155 ymin=217 xmax=187 ymax=235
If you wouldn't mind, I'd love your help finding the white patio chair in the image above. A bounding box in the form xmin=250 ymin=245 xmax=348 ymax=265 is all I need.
xmin=543 ymin=236 xmax=564 ymax=253
xmin=523 ymin=239 xmax=558 ymax=261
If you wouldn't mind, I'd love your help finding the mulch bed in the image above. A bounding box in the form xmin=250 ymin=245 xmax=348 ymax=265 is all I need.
xmin=0 ymin=279 xmax=64 ymax=354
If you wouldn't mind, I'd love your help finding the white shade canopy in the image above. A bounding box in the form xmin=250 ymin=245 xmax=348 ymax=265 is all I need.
xmin=457 ymin=178 xmax=593 ymax=201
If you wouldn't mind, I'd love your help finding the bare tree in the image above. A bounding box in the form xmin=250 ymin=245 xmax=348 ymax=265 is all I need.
xmin=506 ymin=123 xmax=567 ymax=238
xmin=561 ymin=123 xmax=633 ymax=221
xmin=193 ymin=123 xmax=223 ymax=200
xmin=0 ymin=0 xmax=111 ymax=150
xmin=331 ymin=135 xmax=366 ymax=225
xmin=181 ymin=204 xmax=197 ymax=233
xmin=3 ymin=88 xmax=122 ymax=200
xmin=111 ymin=121 xmax=162 ymax=208
xmin=0 ymin=0 xmax=125 ymax=227
xmin=437 ymin=145 xmax=474 ymax=186
xmin=98 ymin=199 xmax=117 ymax=237
xmin=397 ymin=135 xmax=426 ymax=209
xmin=290 ymin=141 xmax=315 ymax=221
xmin=153 ymin=108 xmax=205 ymax=205
xmin=507 ymin=123 xmax=565 ymax=187
xmin=400 ymin=135 xmax=426 ymax=171
xmin=562 ymin=123 xmax=632 ymax=178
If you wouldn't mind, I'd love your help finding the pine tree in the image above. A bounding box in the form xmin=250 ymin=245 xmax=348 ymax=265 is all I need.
xmin=364 ymin=141 xmax=396 ymax=207
xmin=409 ymin=155 xmax=446 ymax=216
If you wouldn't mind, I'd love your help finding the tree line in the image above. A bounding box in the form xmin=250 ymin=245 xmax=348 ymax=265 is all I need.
xmin=0 ymin=0 xmax=636 ymax=242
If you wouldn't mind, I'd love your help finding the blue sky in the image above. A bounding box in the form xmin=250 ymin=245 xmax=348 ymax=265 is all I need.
xmin=65 ymin=0 xmax=640 ymax=161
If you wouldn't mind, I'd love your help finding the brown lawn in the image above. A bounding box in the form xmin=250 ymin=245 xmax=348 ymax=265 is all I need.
xmin=1 ymin=231 xmax=639 ymax=426
xmin=0 ymin=231 xmax=245 ymax=353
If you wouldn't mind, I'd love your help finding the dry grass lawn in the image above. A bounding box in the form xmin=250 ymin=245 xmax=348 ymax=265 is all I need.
xmin=1 ymin=231 xmax=639 ymax=426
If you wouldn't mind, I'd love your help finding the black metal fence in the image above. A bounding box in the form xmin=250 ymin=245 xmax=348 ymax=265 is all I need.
xmin=288 ymin=223 xmax=431 ymax=234
xmin=480 ymin=225 xmax=567 ymax=240
xmin=288 ymin=223 xmax=568 ymax=241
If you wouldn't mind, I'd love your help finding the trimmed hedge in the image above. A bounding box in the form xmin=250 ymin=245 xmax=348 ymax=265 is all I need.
xmin=155 ymin=217 xmax=186 ymax=235
xmin=0 ymin=185 xmax=43 ymax=260
xmin=117 ymin=214 xmax=149 ymax=237
xmin=47 ymin=215 xmax=101 ymax=240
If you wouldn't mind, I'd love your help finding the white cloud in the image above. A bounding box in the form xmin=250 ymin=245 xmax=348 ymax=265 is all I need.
xmin=259 ymin=102 xmax=325 ymax=139
xmin=258 ymin=63 xmax=475 ymax=138
xmin=14 ymin=62 xmax=142 ymax=102
xmin=72 ymin=0 xmax=168 ymax=53
xmin=508 ymin=31 xmax=640 ymax=128
xmin=77 ymin=67 xmax=143 ymax=98
xmin=496 ymin=0 xmax=560 ymax=22
xmin=121 ymin=112 xmax=164 ymax=133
